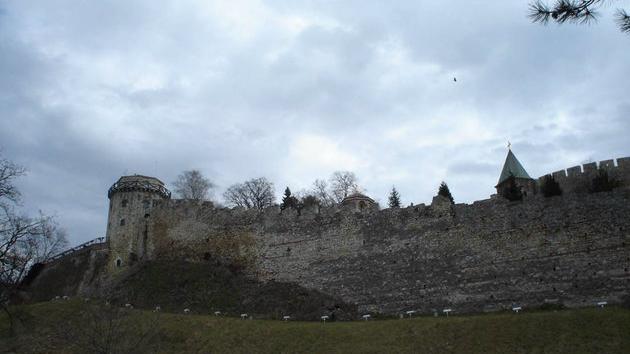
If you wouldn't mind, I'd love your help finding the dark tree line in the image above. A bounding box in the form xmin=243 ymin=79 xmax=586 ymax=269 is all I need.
xmin=173 ymin=169 xmax=462 ymax=211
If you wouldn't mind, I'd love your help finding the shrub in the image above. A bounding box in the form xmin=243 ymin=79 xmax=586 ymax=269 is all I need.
xmin=501 ymin=175 xmax=523 ymax=202
xmin=540 ymin=175 xmax=562 ymax=197
xmin=589 ymin=168 xmax=620 ymax=193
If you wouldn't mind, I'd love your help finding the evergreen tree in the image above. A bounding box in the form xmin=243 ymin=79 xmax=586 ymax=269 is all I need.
xmin=590 ymin=168 xmax=620 ymax=193
xmin=300 ymin=195 xmax=320 ymax=208
xmin=501 ymin=174 xmax=523 ymax=202
xmin=280 ymin=187 xmax=299 ymax=210
xmin=388 ymin=186 xmax=401 ymax=208
xmin=437 ymin=181 xmax=455 ymax=204
xmin=541 ymin=175 xmax=562 ymax=197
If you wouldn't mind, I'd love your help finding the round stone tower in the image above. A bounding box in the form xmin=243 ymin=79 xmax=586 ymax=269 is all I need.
xmin=105 ymin=175 xmax=171 ymax=271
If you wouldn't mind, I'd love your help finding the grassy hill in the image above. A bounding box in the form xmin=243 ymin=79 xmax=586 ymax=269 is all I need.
xmin=1 ymin=301 xmax=629 ymax=353
xmin=24 ymin=260 xmax=357 ymax=321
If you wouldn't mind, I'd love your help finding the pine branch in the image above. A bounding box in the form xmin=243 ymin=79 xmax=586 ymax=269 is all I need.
xmin=617 ymin=9 xmax=630 ymax=32
xmin=529 ymin=0 xmax=630 ymax=33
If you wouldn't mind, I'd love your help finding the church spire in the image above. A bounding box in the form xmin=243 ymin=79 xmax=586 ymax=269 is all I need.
xmin=497 ymin=148 xmax=532 ymax=186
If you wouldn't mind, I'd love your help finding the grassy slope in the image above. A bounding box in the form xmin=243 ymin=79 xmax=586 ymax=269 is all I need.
xmin=105 ymin=261 xmax=357 ymax=320
xmin=1 ymin=301 xmax=629 ymax=354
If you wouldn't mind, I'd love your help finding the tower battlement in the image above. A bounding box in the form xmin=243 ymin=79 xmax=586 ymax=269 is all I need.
xmin=107 ymin=175 xmax=171 ymax=199
xmin=537 ymin=156 xmax=630 ymax=194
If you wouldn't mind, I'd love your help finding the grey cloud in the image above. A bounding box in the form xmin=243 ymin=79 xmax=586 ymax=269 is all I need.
xmin=1 ymin=1 xmax=628 ymax=245
xmin=448 ymin=161 xmax=497 ymax=176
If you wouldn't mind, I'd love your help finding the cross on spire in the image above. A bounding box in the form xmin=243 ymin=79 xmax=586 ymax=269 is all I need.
xmin=507 ymin=141 xmax=512 ymax=150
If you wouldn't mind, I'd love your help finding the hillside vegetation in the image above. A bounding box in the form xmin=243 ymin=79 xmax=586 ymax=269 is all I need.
xmin=25 ymin=260 xmax=357 ymax=321
xmin=1 ymin=301 xmax=629 ymax=353
xmin=107 ymin=261 xmax=357 ymax=321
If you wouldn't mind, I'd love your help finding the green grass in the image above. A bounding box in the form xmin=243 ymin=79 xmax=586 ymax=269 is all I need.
xmin=1 ymin=301 xmax=629 ymax=353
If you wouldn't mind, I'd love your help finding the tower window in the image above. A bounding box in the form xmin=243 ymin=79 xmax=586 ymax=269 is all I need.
xmin=122 ymin=200 xmax=128 ymax=207
xmin=116 ymin=259 xmax=122 ymax=267
xmin=120 ymin=219 xmax=125 ymax=226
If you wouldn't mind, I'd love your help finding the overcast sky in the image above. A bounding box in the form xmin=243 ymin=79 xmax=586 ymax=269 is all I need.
xmin=1 ymin=1 xmax=629 ymax=246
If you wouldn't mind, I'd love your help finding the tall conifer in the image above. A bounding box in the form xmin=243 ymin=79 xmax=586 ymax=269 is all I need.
xmin=281 ymin=187 xmax=298 ymax=210
xmin=388 ymin=186 xmax=401 ymax=208
xmin=438 ymin=182 xmax=455 ymax=204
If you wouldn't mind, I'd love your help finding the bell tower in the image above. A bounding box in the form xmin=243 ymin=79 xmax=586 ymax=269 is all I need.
xmin=105 ymin=175 xmax=170 ymax=271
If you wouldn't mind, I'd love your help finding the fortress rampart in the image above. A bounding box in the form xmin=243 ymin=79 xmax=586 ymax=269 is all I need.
xmin=538 ymin=156 xmax=630 ymax=194
xmin=133 ymin=190 xmax=630 ymax=315
xmin=55 ymin=156 xmax=627 ymax=316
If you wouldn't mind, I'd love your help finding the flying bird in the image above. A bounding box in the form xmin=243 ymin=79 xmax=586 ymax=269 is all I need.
xmin=453 ymin=77 xmax=457 ymax=82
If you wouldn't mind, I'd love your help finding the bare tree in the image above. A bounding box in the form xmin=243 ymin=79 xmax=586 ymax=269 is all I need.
xmin=0 ymin=210 xmax=68 ymax=333
xmin=0 ymin=154 xmax=26 ymax=207
xmin=58 ymin=302 xmax=161 ymax=354
xmin=311 ymin=179 xmax=335 ymax=207
xmin=529 ymin=0 xmax=630 ymax=33
xmin=329 ymin=171 xmax=359 ymax=203
xmin=32 ymin=216 xmax=69 ymax=263
xmin=172 ymin=170 xmax=215 ymax=201
xmin=223 ymin=177 xmax=275 ymax=210
xmin=0 ymin=154 xmax=68 ymax=334
xmin=223 ymin=184 xmax=253 ymax=209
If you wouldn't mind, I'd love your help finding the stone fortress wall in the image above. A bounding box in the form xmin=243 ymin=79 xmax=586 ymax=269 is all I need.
xmin=105 ymin=156 xmax=630 ymax=316
xmin=538 ymin=156 xmax=630 ymax=194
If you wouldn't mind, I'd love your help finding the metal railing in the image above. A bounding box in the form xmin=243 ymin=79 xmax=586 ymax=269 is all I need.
xmin=47 ymin=237 xmax=106 ymax=263
xmin=108 ymin=179 xmax=171 ymax=199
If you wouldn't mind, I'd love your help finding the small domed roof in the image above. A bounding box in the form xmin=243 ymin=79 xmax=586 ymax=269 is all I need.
xmin=117 ymin=175 xmax=165 ymax=185
xmin=341 ymin=192 xmax=375 ymax=205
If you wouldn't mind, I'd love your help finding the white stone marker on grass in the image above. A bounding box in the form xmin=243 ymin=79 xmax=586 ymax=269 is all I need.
xmin=321 ymin=315 xmax=329 ymax=322
xmin=442 ymin=308 xmax=452 ymax=317
xmin=405 ymin=310 xmax=416 ymax=318
xmin=362 ymin=314 xmax=371 ymax=321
